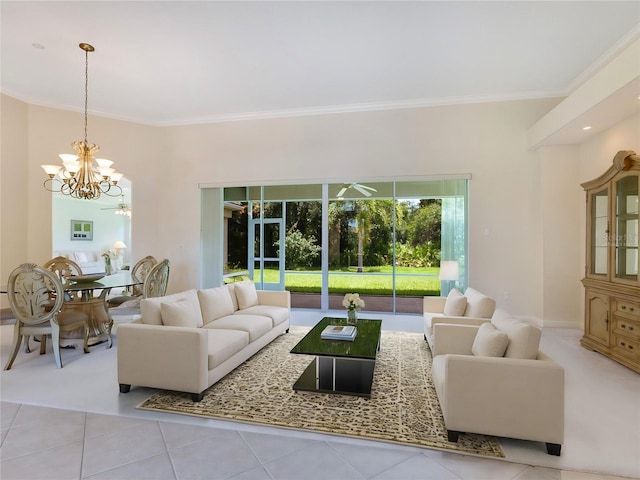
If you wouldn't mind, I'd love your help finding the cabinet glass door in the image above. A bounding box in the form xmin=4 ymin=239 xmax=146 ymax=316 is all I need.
xmin=590 ymin=188 xmax=609 ymax=276
xmin=615 ymin=175 xmax=639 ymax=281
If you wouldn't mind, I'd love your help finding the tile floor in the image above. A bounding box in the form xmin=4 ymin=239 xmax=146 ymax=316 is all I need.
xmin=1 ymin=310 xmax=638 ymax=480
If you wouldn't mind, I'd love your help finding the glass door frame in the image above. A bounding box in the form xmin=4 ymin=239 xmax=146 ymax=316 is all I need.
xmin=200 ymin=176 xmax=470 ymax=313
xmin=249 ymin=200 xmax=286 ymax=291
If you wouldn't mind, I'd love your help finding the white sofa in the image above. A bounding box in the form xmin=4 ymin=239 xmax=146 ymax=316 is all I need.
xmin=117 ymin=281 xmax=290 ymax=401
xmin=430 ymin=309 xmax=565 ymax=455
xmin=423 ymin=287 xmax=496 ymax=351
xmin=54 ymin=251 xmax=105 ymax=274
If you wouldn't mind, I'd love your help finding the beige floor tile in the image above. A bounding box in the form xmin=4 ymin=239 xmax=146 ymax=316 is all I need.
xmin=81 ymin=452 xmax=176 ymax=480
xmin=169 ymin=431 xmax=260 ymax=480
xmin=0 ymin=440 xmax=83 ymax=480
xmin=82 ymin=421 xmax=167 ymax=477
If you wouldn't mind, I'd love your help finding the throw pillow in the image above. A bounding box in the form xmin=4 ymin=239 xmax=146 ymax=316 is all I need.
xmin=141 ymin=289 xmax=201 ymax=326
xmin=443 ymin=288 xmax=467 ymax=316
xmin=160 ymin=298 xmax=201 ymax=328
xmin=471 ymin=322 xmax=510 ymax=357
xmin=198 ymin=286 xmax=235 ymax=324
xmin=74 ymin=252 xmax=88 ymax=263
xmin=235 ymin=281 xmax=259 ymax=310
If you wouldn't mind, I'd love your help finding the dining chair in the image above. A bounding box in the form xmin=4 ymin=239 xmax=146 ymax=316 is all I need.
xmin=22 ymin=256 xmax=86 ymax=354
xmin=109 ymin=259 xmax=170 ymax=324
xmin=43 ymin=256 xmax=85 ymax=301
xmin=4 ymin=263 xmax=90 ymax=370
xmin=143 ymin=258 xmax=170 ymax=298
xmin=107 ymin=255 xmax=157 ymax=307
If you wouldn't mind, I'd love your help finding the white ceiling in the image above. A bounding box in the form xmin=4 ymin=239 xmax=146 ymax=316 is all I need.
xmin=2 ymin=1 xmax=639 ymax=126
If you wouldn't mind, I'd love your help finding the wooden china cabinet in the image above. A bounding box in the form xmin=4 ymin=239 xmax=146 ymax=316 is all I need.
xmin=582 ymin=150 xmax=640 ymax=373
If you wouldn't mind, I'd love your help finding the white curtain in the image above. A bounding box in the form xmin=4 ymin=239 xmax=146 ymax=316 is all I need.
xmin=440 ymin=180 xmax=468 ymax=295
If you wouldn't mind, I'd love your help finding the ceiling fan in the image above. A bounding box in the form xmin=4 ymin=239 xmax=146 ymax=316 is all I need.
xmin=336 ymin=182 xmax=377 ymax=198
xmin=101 ymin=195 xmax=131 ymax=216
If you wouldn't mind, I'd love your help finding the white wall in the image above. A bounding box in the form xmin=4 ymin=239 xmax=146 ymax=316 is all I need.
xmin=0 ymin=95 xmax=29 ymax=309
xmin=162 ymin=99 xmax=559 ymax=320
xmin=8 ymin=94 xmax=637 ymax=325
xmin=52 ymin=195 xmax=130 ymax=265
xmin=539 ymin=145 xmax=581 ymax=327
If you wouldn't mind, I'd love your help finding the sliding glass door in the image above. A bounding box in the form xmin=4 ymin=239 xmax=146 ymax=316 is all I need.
xmin=202 ymin=177 xmax=468 ymax=314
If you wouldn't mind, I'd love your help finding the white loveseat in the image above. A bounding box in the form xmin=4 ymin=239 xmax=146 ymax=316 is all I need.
xmin=117 ymin=281 xmax=290 ymax=401
xmin=430 ymin=309 xmax=565 ymax=455
xmin=54 ymin=251 xmax=105 ymax=274
xmin=423 ymin=287 xmax=496 ymax=351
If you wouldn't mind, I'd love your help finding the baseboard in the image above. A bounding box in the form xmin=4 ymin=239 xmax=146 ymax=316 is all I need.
xmin=542 ymin=319 xmax=582 ymax=329
xmin=513 ymin=314 xmax=580 ymax=329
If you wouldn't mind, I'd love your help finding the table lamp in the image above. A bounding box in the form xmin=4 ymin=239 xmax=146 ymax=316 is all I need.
xmin=439 ymin=261 xmax=459 ymax=296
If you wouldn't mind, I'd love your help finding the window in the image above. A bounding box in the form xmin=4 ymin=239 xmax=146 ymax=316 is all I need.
xmin=201 ymin=178 xmax=468 ymax=314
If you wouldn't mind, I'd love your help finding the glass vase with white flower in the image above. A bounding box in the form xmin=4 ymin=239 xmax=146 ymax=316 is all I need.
xmin=102 ymin=249 xmax=116 ymax=275
xmin=342 ymin=293 xmax=365 ymax=323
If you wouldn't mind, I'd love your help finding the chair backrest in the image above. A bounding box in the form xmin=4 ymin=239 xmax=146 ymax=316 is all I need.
xmin=143 ymin=259 xmax=170 ymax=299
xmin=43 ymin=256 xmax=83 ymax=284
xmin=7 ymin=263 xmax=64 ymax=326
xmin=131 ymin=255 xmax=157 ymax=296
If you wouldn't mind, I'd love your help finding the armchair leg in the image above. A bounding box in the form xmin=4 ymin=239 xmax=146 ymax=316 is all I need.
xmin=447 ymin=430 xmax=463 ymax=443
xmin=119 ymin=384 xmax=131 ymax=393
xmin=546 ymin=443 xmax=561 ymax=456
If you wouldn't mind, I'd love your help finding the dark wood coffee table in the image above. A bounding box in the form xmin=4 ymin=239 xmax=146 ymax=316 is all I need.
xmin=290 ymin=317 xmax=382 ymax=398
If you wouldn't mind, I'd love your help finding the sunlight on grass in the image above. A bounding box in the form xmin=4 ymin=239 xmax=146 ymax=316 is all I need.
xmin=254 ymin=268 xmax=442 ymax=296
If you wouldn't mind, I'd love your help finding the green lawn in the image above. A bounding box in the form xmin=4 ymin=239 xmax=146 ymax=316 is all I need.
xmin=240 ymin=267 xmax=442 ymax=296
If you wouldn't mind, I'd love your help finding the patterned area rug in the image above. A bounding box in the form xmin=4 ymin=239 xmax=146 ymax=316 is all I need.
xmin=138 ymin=328 xmax=504 ymax=458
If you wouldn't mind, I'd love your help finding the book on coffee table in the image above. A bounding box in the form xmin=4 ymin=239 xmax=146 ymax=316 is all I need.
xmin=321 ymin=325 xmax=357 ymax=341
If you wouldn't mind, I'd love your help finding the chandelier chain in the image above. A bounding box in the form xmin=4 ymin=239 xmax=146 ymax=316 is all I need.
xmin=84 ymin=47 xmax=89 ymax=145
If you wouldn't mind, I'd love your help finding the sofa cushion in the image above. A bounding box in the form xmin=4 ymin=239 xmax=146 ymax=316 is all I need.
xmin=443 ymin=288 xmax=467 ymax=316
xmin=471 ymin=322 xmax=509 ymax=357
xmin=226 ymin=283 xmax=240 ymax=311
xmin=198 ymin=286 xmax=235 ymax=325
xmin=463 ymin=288 xmax=496 ymax=318
xmin=160 ymin=298 xmax=201 ymax=328
xmin=238 ymin=305 xmax=289 ymax=327
xmin=235 ymin=281 xmax=259 ymax=310
xmin=140 ymin=289 xmax=202 ymax=327
xmin=74 ymin=251 xmax=89 ymax=263
xmin=491 ymin=310 xmax=541 ymax=359
xmin=205 ymin=314 xmax=272 ymax=342
xmin=206 ymin=329 xmax=250 ymax=369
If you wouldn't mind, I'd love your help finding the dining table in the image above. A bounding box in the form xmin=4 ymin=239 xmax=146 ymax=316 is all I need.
xmin=60 ymin=272 xmax=143 ymax=347
xmin=1 ymin=271 xmax=143 ymax=350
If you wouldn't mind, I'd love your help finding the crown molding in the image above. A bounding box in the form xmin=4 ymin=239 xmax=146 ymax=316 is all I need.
xmin=155 ymin=91 xmax=564 ymax=127
xmin=566 ymin=23 xmax=640 ymax=94
xmin=2 ymin=89 xmax=563 ymax=128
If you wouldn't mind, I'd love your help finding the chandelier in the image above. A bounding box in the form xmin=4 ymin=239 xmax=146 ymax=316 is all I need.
xmin=41 ymin=43 xmax=123 ymax=200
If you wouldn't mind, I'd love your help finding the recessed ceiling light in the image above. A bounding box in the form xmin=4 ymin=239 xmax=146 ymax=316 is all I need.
xmin=31 ymin=43 xmax=45 ymax=50
xmin=583 ymin=126 xmax=592 ymax=131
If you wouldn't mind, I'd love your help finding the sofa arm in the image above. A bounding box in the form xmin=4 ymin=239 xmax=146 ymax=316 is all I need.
xmin=257 ymin=290 xmax=291 ymax=308
xmin=435 ymin=353 xmax=565 ymax=444
xmin=423 ymin=296 xmax=446 ymax=314
xmin=432 ymin=324 xmax=479 ymax=357
xmin=117 ymin=323 xmax=209 ymax=394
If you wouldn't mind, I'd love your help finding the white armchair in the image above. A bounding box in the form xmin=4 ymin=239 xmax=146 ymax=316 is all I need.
xmin=424 ymin=287 xmax=496 ymax=351
xmin=430 ymin=310 xmax=565 ymax=455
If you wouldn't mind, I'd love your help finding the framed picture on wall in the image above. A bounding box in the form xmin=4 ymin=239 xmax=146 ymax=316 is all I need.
xmin=71 ymin=220 xmax=93 ymax=241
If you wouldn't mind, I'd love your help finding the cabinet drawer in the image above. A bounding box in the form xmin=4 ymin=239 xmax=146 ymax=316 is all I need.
xmin=613 ymin=318 xmax=640 ymax=340
xmin=613 ymin=334 xmax=639 ymax=359
xmin=615 ymin=301 xmax=640 ymax=319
